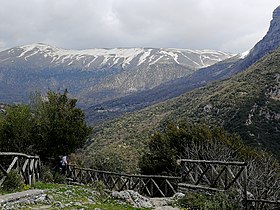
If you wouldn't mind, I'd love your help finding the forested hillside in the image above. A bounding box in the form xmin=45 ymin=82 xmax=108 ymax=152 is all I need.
xmin=85 ymin=47 xmax=280 ymax=172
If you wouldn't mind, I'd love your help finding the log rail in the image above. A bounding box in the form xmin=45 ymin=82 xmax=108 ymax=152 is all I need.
xmin=177 ymin=159 xmax=280 ymax=210
xmin=67 ymin=164 xmax=180 ymax=197
xmin=177 ymin=159 xmax=248 ymax=191
xmin=0 ymin=152 xmax=40 ymax=187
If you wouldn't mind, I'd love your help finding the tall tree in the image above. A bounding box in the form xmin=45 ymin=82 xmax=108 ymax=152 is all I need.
xmin=0 ymin=90 xmax=92 ymax=160
xmin=0 ymin=105 xmax=35 ymax=153
xmin=31 ymin=90 xmax=92 ymax=159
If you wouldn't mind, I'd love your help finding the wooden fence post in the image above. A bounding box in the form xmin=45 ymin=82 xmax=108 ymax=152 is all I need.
xmin=243 ymin=165 xmax=248 ymax=210
xmin=0 ymin=152 xmax=40 ymax=187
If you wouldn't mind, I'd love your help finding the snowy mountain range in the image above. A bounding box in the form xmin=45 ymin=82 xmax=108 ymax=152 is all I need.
xmin=4 ymin=43 xmax=232 ymax=70
xmin=0 ymin=43 xmax=234 ymax=106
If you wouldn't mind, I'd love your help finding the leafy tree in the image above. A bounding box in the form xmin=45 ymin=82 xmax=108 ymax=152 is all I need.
xmin=139 ymin=132 xmax=178 ymax=175
xmin=0 ymin=90 xmax=92 ymax=160
xmin=31 ymin=90 xmax=92 ymax=159
xmin=0 ymin=105 xmax=35 ymax=153
xmin=139 ymin=123 xmax=246 ymax=175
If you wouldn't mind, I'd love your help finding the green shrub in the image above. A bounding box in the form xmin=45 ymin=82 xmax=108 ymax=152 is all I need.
xmin=139 ymin=123 xmax=245 ymax=175
xmin=23 ymin=184 xmax=31 ymax=190
xmin=91 ymin=180 xmax=107 ymax=196
xmin=1 ymin=169 xmax=24 ymax=192
xmin=53 ymin=172 xmax=66 ymax=184
xmin=87 ymin=146 xmax=128 ymax=173
xmin=177 ymin=192 xmax=238 ymax=210
xmin=40 ymin=165 xmax=54 ymax=183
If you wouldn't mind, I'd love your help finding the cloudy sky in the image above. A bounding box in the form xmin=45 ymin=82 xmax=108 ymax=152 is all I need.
xmin=0 ymin=0 xmax=279 ymax=53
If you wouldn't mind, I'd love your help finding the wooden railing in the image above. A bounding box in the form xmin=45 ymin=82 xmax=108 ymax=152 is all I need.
xmin=177 ymin=159 xmax=247 ymax=191
xmin=67 ymin=161 xmax=277 ymax=208
xmin=177 ymin=159 xmax=249 ymax=209
xmin=0 ymin=152 xmax=40 ymax=187
xmin=177 ymin=159 xmax=280 ymax=210
xmin=67 ymin=165 xmax=180 ymax=197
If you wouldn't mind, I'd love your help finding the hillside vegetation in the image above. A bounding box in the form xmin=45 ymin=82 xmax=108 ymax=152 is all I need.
xmin=84 ymin=47 xmax=280 ymax=172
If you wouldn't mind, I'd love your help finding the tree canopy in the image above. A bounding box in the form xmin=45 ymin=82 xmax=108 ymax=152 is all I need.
xmin=139 ymin=123 xmax=249 ymax=176
xmin=0 ymin=90 xmax=92 ymax=160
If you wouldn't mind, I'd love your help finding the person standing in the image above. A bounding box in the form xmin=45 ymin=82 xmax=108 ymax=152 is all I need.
xmin=61 ymin=155 xmax=68 ymax=175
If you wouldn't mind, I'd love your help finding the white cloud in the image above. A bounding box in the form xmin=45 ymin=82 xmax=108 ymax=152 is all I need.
xmin=0 ymin=0 xmax=279 ymax=53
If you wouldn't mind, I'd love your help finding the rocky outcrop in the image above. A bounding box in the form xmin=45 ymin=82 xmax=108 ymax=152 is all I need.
xmin=244 ymin=5 xmax=280 ymax=69
xmin=0 ymin=190 xmax=51 ymax=209
xmin=111 ymin=190 xmax=154 ymax=208
xmin=111 ymin=190 xmax=185 ymax=210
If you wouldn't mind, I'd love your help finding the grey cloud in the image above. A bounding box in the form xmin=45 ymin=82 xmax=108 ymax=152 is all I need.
xmin=0 ymin=0 xmax=279 ymax=53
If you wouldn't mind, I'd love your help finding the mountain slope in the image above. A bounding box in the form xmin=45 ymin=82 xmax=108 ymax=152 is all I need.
xmin=87 ymin=46 xmax=280 ymax=169
xmin=0 ymin=44 xmax=232 ymax=105
xmin=85 ymin=54 xmax=242 ymax=123
xmin=85 ymin=5 xmax=280 ymax=122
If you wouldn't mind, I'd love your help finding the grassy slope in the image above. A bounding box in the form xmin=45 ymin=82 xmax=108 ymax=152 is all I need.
xmin=14 ymin=182 xmax=150 ymax=210
xmin=87 ymin=47 xmax=280 ymax=172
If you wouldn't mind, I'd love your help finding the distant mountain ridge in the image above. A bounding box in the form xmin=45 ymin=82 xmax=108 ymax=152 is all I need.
xmin=8 ymin=43 xmax=231 ymax=69
xmin=85 ymin=5 xmax=280 ymax=123
xmin=0 ymin=43 xmax=233 ymax=105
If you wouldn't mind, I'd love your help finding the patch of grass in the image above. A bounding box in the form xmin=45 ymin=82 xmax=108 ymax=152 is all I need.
xmin=28 ymin=182 xmax=151 ymax=210
xmin=82 ymin=202 xmax=149 ymax=210
xmin=32 ymin=181 xmax=60 ymax=190
xmin=34 ymin=182 xmax=96 ymax=202
xmin=176 ymin=192 xmax=239 ymax=210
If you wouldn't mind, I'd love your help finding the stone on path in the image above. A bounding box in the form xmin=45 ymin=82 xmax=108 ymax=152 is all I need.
xmin=150 ymin=198 xmax=180 ymax=210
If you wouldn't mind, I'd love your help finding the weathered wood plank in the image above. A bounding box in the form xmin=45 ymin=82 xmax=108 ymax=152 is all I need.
xmin=0 ymin=152 xmax=39 ymax=159
xmin=0 ymin=154 xmax=40 ymax=187
xmin=195 ymin=165 xmax=211 ymax=186
xmin=150 ymin=178 xmax=165 ymax=197
xmin=22 ymin=159 xmax=29 ymax=173
xmin=211 ymin=165 xmax=226 ymax=188
xmin=226 ymin=167 xmax=243 ymax=190
xmin=29 ymin=159 xmax=35 ymax=172
xmin=182 ymin=164 xmax=195 ymax=183
xmin=165 ymin=179 xmax=177 ymax=194
xmin=0 ymin=177 xmax=7 ymax=186
xmin=178 ymin=159 xmax=247 ymax=166
xmin=6 ymin=157 xmax=18 ymax=174
xmin=140 ymin=178 xmax=151 ymax=197
xmin=178 ymin=183 xmax=225 ymax=193
xmin=247 ymin=199 xmax=280 ymax=204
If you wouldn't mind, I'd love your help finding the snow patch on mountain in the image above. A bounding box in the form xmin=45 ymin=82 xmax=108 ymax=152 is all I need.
xmin=14 ymin=43 xmax=234 ymax=70
xmin=138 ymin=49 xmax=152 ymax=66
xmin=239 ymin=50 xmax=250 ymax=59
